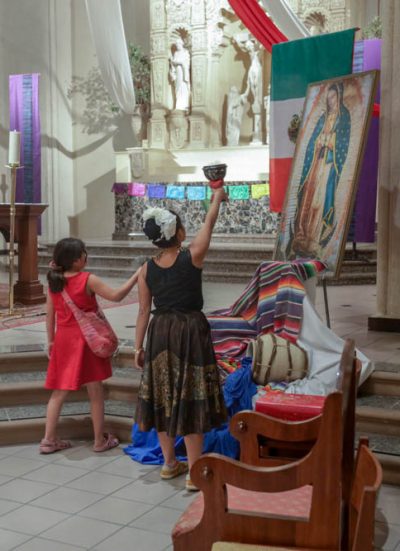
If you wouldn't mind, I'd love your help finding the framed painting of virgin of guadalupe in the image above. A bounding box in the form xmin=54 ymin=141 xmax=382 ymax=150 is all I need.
xmin=274 ymin=70 xmax=378 ymax=277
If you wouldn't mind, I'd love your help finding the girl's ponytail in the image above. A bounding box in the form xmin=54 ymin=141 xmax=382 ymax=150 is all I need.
xmin=47 ymin=263 xmax=66 ymax=293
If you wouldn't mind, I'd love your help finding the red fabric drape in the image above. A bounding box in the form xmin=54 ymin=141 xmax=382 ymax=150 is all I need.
xmin=228 ymin=0 xmax=287 ymax=52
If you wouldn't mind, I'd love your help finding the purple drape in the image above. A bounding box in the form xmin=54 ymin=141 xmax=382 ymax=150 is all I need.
xmin=9 ymin=74 xmax=41 ymax=204
xmin=352 ymin=40 xmax=381 ymax=243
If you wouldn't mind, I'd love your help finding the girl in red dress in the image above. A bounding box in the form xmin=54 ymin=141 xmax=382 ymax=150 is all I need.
xmin=40 ymin=238 xmax=140 ymax=454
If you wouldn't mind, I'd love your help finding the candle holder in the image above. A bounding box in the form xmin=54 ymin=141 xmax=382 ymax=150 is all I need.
xmin=202 ymin=163 xmax=227 ymax=187
xmin=202 ymin=163 xmax=228 ymax=203
xmin=0 ymin=163 xmax=25 ymax=318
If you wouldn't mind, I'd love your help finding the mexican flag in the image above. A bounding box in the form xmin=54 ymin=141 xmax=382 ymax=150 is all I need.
xmin=269 ymin=29 xmax=356 ymax=212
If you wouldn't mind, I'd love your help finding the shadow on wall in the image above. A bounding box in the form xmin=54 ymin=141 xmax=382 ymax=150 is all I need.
xmin=68 ymin=67 xmax=140 ymax=150
xmin=68 ymin=169 xmax=115 ymax=238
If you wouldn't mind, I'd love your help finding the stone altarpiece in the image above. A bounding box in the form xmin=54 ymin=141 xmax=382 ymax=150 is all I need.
xmin=285 ymin=0 xmax=348 ymax=34
xmin=149 ymin=0 xmax=263 ymax=151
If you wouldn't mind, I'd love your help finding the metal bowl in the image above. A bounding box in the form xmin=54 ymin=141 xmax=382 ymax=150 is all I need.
xmin=202 ymin=163 xmax=227 ymax=181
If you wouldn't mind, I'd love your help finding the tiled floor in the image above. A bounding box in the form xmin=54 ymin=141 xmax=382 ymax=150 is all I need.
xmin=0 ymin=440 xmax=398 ymax=550
xmin=1 ymin=276 xmax=400 ymax=549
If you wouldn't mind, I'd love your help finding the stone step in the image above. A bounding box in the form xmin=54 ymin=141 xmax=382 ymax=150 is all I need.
xmin=202 ymin=270 xmax=377 ymax=285
xmin=38 ymin=246 xmax=274 ymax=265
xmin=0 ymin=348 xmax=135 ymax=375
xmin=356 ymin=404 xmax=400 ymax=438
xmin=1 ymin=351 xmax=399 ymax=481
xmin=357 ymin=431 xmax=400 ymax=457
xmin=0 ymin=400 xmax=136 ymax=421
xmin=360 ymin=369 xmax=400 ymax=396
xmin=38 ymin=239 xmax=377 ymax=284
xmin=1 ymin=375 xmax=399 ymax=439
xmin=39 ymin=240 xmax=377 ymax=261
xmin=38 ymin=263 xmax=378 ymax=285
xmin=38 ymin=253 xmax=377 ymax=275
xmin=0 ymin=377 xmax=140 ymax=408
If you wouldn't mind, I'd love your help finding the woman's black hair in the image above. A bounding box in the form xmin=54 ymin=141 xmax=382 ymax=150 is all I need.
xmin=143 ymin=210 xmax=184 ymax=249
xmin=47 ymin=238 xmax=87 ymax=293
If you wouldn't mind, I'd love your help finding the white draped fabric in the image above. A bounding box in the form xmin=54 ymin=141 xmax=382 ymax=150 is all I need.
xmin=260 ymin=0 xmax=310 ymax=40
xmin=285 ymin=297 xmax=373 ymax=396
xmin=85 ymin=0 xmax=136 ymax=114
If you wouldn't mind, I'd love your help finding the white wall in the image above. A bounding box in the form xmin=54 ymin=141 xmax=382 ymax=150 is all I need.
xmin=0 ymin=0 xmax=151 ymax=243
xmin=69 ymin=0 xmax=150 ymax=239
xmin=0 ymin=0 xmax=74 ymax=242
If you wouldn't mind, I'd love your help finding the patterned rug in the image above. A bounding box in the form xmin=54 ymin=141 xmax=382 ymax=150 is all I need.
xmin=0 ymin=284 xmax=139 ymax=331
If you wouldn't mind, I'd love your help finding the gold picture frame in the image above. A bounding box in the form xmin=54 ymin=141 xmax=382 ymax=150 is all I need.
xmin=274 ymin=70 xmax=379 ymax=277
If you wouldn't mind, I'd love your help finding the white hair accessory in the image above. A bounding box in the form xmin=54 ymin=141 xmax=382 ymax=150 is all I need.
xmin=143 ymin=207 xmax=177 ymax=241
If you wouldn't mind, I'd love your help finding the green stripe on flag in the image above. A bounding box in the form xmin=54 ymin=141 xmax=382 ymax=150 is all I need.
xmin=271 ymin=29 xmax=356 ymax=101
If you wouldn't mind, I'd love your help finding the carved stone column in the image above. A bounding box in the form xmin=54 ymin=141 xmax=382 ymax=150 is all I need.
xmin=149 ymin=0 xmax=169 ymax=148
xmin=368 ymin=0 xmax=400 ymax=331
xmin=188 ymin=5 xmax=208 ymax=148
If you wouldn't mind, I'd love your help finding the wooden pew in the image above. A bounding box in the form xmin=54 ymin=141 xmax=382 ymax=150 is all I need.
xmin=210 ymin=440 xmax=382 ymax=551
xmin=172 ymin=393 xmax=343 ymax=550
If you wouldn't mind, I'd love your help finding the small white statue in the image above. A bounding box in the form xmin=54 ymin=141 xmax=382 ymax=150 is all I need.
xmin=169 ymin=37 xmax=191 ymax=112
xmin=264 ymin=84 xmax=271 ymax=145
xmin=234 ymin=36 xmax=263 ymax=145
xmin=226 ymin=86 xmax=245 ymax=146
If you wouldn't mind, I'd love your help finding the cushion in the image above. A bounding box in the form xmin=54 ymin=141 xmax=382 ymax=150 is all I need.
xmin=172 ymin=485 xmax=312 ymax=539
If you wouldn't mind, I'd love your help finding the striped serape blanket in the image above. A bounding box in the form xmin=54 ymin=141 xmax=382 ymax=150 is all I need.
xmin=207 ymin=260 xmax=326 ymax=361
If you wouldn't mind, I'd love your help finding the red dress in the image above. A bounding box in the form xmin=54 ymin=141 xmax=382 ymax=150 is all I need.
xmin=45 ymin=271 xmax=112 ymax=390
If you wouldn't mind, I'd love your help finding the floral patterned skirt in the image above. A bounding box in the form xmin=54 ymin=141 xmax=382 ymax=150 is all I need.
xmin=135 ymin=310 xmax=227 ymax=437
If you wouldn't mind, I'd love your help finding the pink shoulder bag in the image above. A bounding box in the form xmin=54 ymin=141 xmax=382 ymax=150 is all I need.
xmin=61 ymin=289 xmax=118 ymax=358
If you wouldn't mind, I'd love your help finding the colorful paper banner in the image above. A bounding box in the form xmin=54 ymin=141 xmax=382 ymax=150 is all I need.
xmin=166 ymin=185 xmax=185 ymax=200
xmin=251 ymin=183 xmax=269 ymax=199
xmin=206 ymin=185 xmax=228 ymax=199
xmin=111 ymin=181 xmax=270 ymax=201
xmin=187 ymin=186 xmax=206 ymax=200
xmin=147 ymin=183 xmax=166 ymax=199
xmin=128 ymin=182 xmax=146 ymax=196
xmin=229 ymin=185 xmax=250 ymax=200
xmin=111 ymin=183 xmax=128 ymax=194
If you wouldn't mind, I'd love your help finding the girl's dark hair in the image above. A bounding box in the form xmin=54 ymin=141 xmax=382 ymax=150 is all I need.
xmin=143 ymin=210 xmax=184 ymax=249
xmin=47 ymin=238 xmax=87 ymax=293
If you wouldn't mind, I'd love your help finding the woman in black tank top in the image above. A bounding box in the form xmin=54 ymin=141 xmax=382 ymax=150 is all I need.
xmin=134 ymin=188 xmax=228 ymax=491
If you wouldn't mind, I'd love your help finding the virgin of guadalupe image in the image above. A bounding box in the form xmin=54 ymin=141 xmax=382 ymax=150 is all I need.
xmin=289 ymin=82 xmax=351 ymax=259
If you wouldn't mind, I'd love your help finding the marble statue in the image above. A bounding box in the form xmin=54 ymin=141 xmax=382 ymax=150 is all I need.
xmin=226 ymin=85 xmax=245 ymax=146
xmin=169 ymin=37 xmax=191 ymax=111
xmin=264 ymin=84 xmax=271 ymax=144
xmin=234 ymin=36 xmax=263 ymax=145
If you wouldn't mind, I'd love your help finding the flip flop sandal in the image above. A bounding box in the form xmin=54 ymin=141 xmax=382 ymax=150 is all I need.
xmin=39 ymin=438 xmax=72 ymax=455
xmin=93 ymin=433 xmax=119 ymax=453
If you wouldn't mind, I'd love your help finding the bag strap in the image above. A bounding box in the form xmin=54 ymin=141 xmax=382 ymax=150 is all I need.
xmin=61 ymin=288 xmax=82 ymax=315
xmin=285 ymin=338 xmax=294 ymax=382
xmin=269 ymin=333 xmax=278 ymax=368
xmin=61 ymin=288 xmax=88 ymax=324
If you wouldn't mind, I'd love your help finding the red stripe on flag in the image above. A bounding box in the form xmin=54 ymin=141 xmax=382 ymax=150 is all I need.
xmin=269 ymin=157 xmax=293 ymax=212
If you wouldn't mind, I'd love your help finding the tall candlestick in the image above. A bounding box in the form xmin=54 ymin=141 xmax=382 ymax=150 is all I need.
xmin=8 ymin=130 xmax=21 ymax=166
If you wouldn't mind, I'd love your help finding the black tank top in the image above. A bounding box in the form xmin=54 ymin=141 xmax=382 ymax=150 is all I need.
xmin=146 ymin=248 xmax=203 ymax=312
